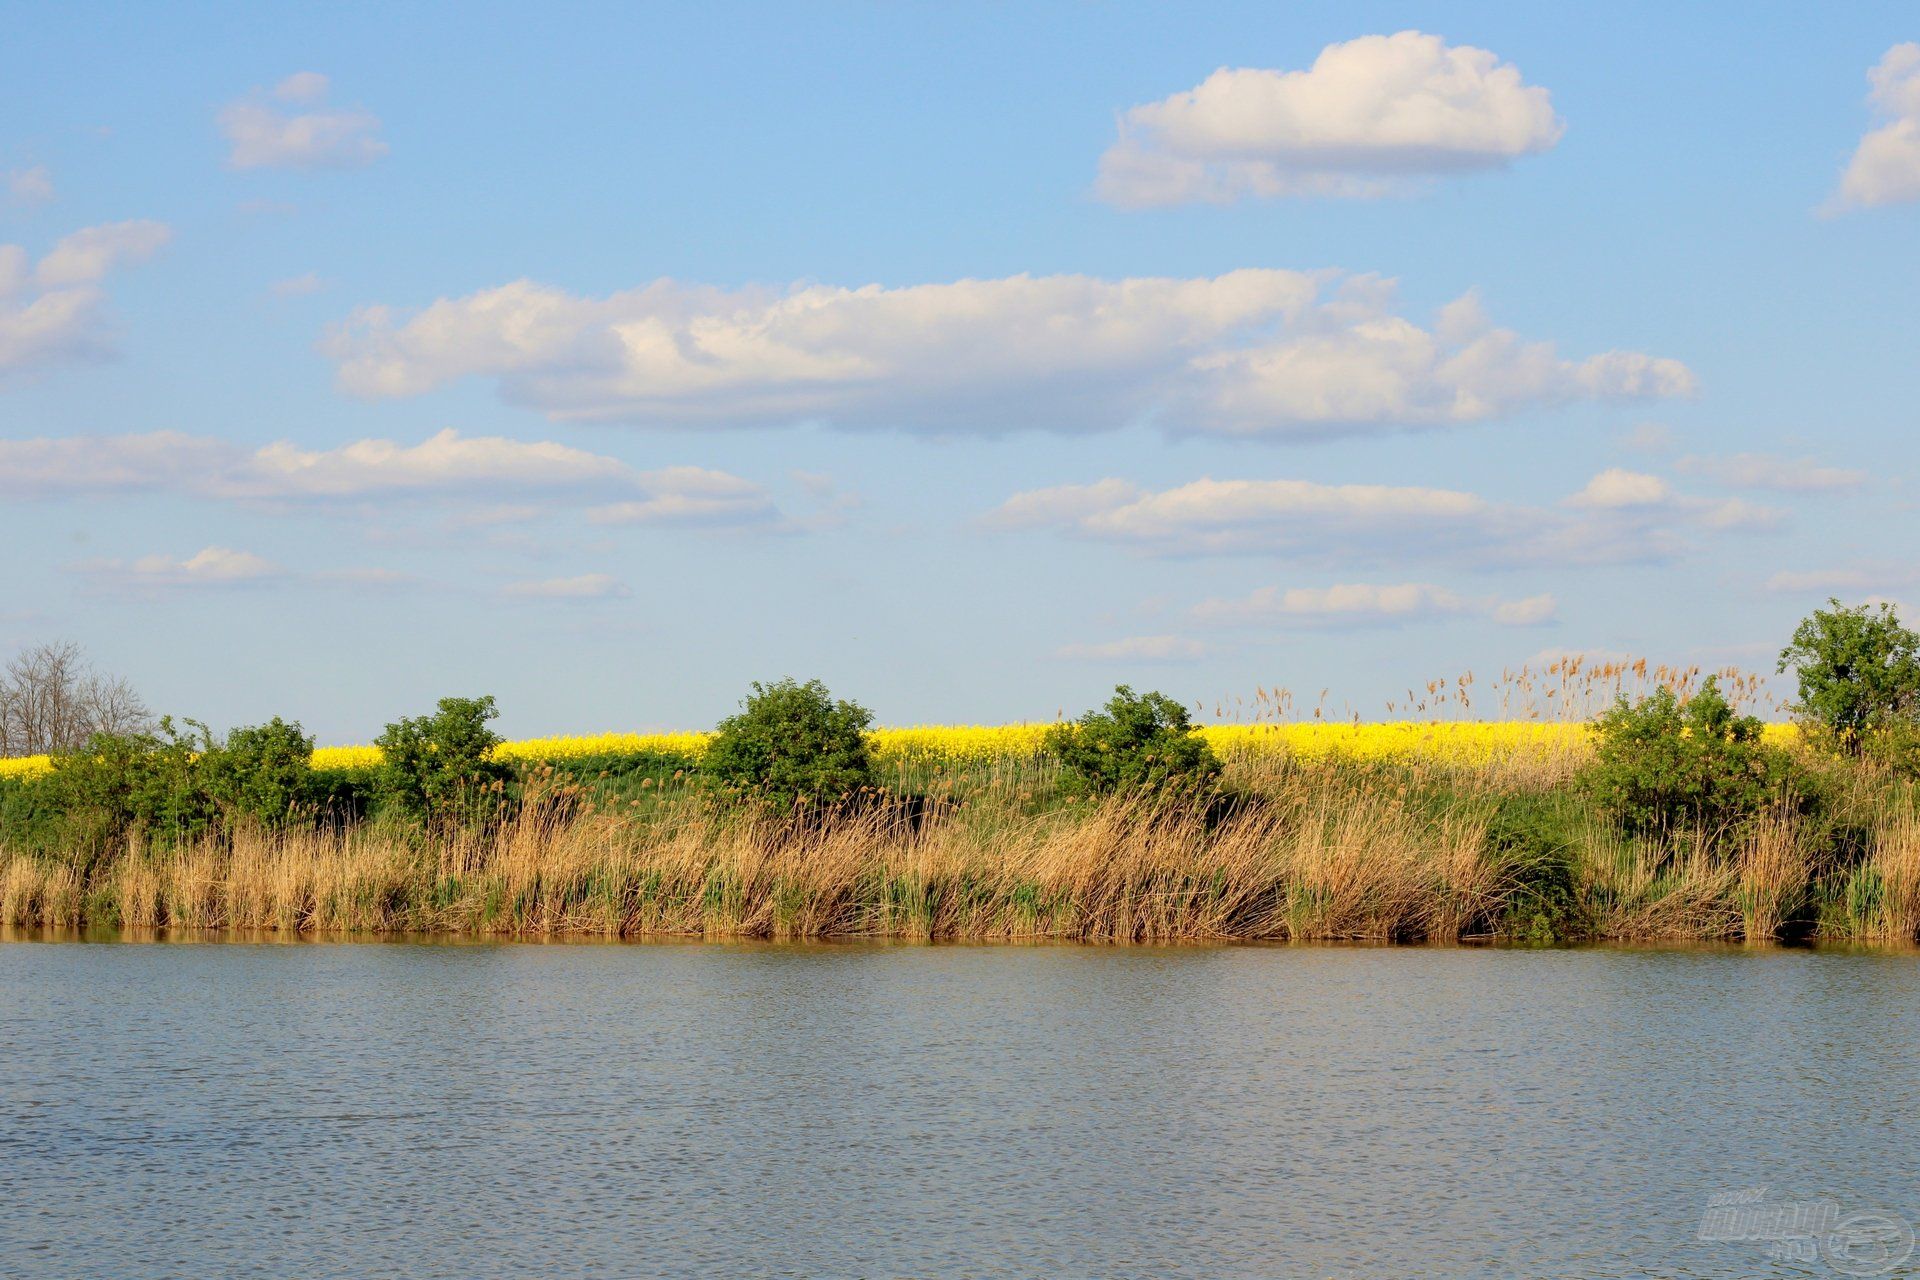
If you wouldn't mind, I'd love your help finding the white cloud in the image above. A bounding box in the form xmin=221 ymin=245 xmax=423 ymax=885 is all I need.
xmin=325 ymin=270 xmax=1691 ymax=438
xmin=220 ymin=74 xmax=387 ymax=170
xmin=1566 ymin=467 xmax=1783 ymax=532
xmin=1192 ymin=581 xmax=1556 ymax=629
xmin=985 ymin=475 xmax=1514 ymax=559
xmin=6 ymin=165 xmax=53 ymax=206
xmin=74 ymin=546 xmax=283 ymax=589
xmin=1764 ymin=566 xmax=1920 ymax=598
xmin=1566 ymin=467 xmax=1672 ymax=510
xmin=273 ymin=72 xmax=331 ymax=105
xmin=0 ymin=221 xmax=171 ymax=372
xmin=502 ymin=573 xmax=630 ymax=600
xmin=585 ymin=467 xmax=778 ymax=526
xmin=1493 ymin=594 xmax=1559 ymax=626
xmin=0 ymin=428 xmax=783 ymax=529
xmin=1675 ymin=451 xmax=1866 ymax=493
xmin=1766 ymin=568 xmax=1875 ymax=594
xmin=1052 ymin=635 xmax=1207 ymax=662
xmin=270 ymin=272 xmax=326 ymax=298
xmin=1829 ymin=44 xmax=1920 ymax=211
xmin=991 ymin=468 xmax=1779 ymax=567
xmin=1097 ymin=31 xmax=1563 ymax=207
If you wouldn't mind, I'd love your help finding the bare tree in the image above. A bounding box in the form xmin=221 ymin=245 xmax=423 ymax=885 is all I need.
xmin=0 ymin=642 xmax=153 ymax=756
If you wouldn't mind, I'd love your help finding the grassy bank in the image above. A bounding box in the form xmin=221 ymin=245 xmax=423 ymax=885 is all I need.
xmin=4 ymin=744 xmax=1918 ymax=945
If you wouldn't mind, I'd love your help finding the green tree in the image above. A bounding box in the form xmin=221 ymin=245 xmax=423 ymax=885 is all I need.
xmin=1778 ymin=599 xmax=1920 ymax=752
xmin=199 ymin=717 xmax=314 ymax=830
xmin=1587 ymin=677 xmax=1800 ymax=841
xmin=1044 ymin=685 xmax=1221 ymax=797
xmin=702 ymin=678 xmax=875 ymax=810
xmin=374 ymin=696 xmax=508 ymax=826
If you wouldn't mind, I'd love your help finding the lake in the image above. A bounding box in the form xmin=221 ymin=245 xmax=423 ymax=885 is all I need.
xmin=2 ymin=938 xmax=1917 ymax=1278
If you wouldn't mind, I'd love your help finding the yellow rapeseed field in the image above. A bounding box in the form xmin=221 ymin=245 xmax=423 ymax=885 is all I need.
xmin=0 ymin=720 xmax=1801 ymax=782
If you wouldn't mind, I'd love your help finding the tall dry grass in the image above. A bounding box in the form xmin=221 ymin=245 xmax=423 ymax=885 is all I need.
xmin=0 ymin=787 xmax=1510 ymax=944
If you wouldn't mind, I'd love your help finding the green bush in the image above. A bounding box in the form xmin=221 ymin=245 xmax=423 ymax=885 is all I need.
xmin=1044 ymin=685 xmax=1221 ymax=798
xmin=702 ymin=679 xmax=875 ymax=810
xmin=1586 ymin=676 xmax=1803 ymax=843
xmin=44 ymin=717 xmax=215 ymax=848
xmin=374 ymin=696 xmax=508 ymax=826
xmin=1482 ymin=792 xmax=1586 ymax=943
xmin=199 ymin=717 xmax=315 ymax=830
xmin=1779 ymin=599 xmax=1920 ymax=753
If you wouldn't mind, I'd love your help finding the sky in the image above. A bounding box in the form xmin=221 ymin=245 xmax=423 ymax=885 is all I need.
xmin=2 ymin=1 xmax=1917 ymax=741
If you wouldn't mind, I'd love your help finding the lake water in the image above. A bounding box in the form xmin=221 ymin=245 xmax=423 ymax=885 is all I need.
xmin=2 ymin=939 xmax=1918 ymax=1279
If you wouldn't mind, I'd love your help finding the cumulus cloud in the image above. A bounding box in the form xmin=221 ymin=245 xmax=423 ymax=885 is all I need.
xmin=220 ymin=73 xmax=387 ymax=170
xmin=1829 ymin=44 xmax=1920 ymax=212
xmin=1096 ymin=31 xmax=1563 ymax=207
xmin=6 ymin=165 xmax=53 ymax=206
xmin=325 ymin=270 xmax=1690 ymax=438
xmin=1051 ymin=635 xmax=1207 ymax=662
xmin=990 ymin=468 xmax=1779 ymax=567
xmin=1675 ymin=451 xmax=1866 ymax=493
xmin=1191 ymin=581 xmax=1556 ymax=629
xmin=72 ymin=546 xmax=283 ymax=589
xmin=502 ymin=573 xmax=630 ymax=600
xmin=0 ymin=221 xmax=171 ymax=373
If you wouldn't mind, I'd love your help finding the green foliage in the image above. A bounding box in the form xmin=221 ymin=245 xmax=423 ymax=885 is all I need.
xmin=702 ymin=678 xmax=875 ymax=809
xmin=1586 ymin=677 xmax=1802 ymax=842
xmin=1044 ymin=685 xmax=1221 ymax=797
xmin=1482 ymin=792 xmax=1586 ymax=943
xmin=374 ymin=696 xmax=508 ymax=826
xmin=198 ymin=717 xmax=314 ymax=830
xmin=1779 ymin=599 xmax=1920 ymax=752
xmin=44 ymin=717 xmax=216 ymax=848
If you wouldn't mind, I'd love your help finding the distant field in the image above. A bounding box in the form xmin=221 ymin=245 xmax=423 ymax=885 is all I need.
xmin=0 ymin=720 xmax=1803 ymax=781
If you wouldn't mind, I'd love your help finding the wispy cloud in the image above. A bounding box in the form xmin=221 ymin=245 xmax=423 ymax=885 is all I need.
xmin=501 ymin=573 xmax=630 ymax=600
xmin=70 ymin=546 xmax=284 ymax=589
xmin=220 ymin=72 xmax=387 ymax=170
xmin=0 ymin=428 xmax=782 ymax=527
xmin=1191 ymin=582 xmax=1557 ymax=629
xmin=269 ymin=272 xmax=326 ymax=298
xmin=990 ymin=467 xmax=1781 ymax=567
xmin=1 ymin=221 xmax=171 ymax=373
xmin=1674 ymin=451 xmax=1866 ymax=493
xmin=5 ymin=165 xmax=54 ymax=206
xmin=1051 ymin=635 xmax=1207 ymax=662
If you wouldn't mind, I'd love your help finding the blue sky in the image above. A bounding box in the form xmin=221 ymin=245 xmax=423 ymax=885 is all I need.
xmin=2 ymin=2 xmax=1917 ymax=741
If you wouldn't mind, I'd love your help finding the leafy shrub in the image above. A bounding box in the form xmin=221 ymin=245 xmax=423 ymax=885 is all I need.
xmin=374 ymin=696 xmax=508 ymax=826
xmin=44 ymin=718 xmax=215 ymax=849
xmin=199 ymin=717 xmax=315 ymax=830
xmin=1586 ymin=676 xmax=1804 ymax=843
xmin=1045 ymin=685 xmax=1221 ymax=797
xmin=1779 ymin=599 xmax=1920 ymax=752
xmin=702 ymin=679 xmax=875 ymax=810
xmin=1482 ymin=792 xmax=1586 ymax=943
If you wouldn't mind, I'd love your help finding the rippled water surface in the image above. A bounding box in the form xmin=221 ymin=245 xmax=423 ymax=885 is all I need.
xmin=3 ymin=939 xmax=1918 ymax=1279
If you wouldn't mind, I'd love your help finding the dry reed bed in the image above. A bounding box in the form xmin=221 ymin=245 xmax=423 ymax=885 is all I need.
xmin=0 ymin=793 xmax=1514 ymax=943
xmin=8 ymin=767 xmax=1920 ymax=945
